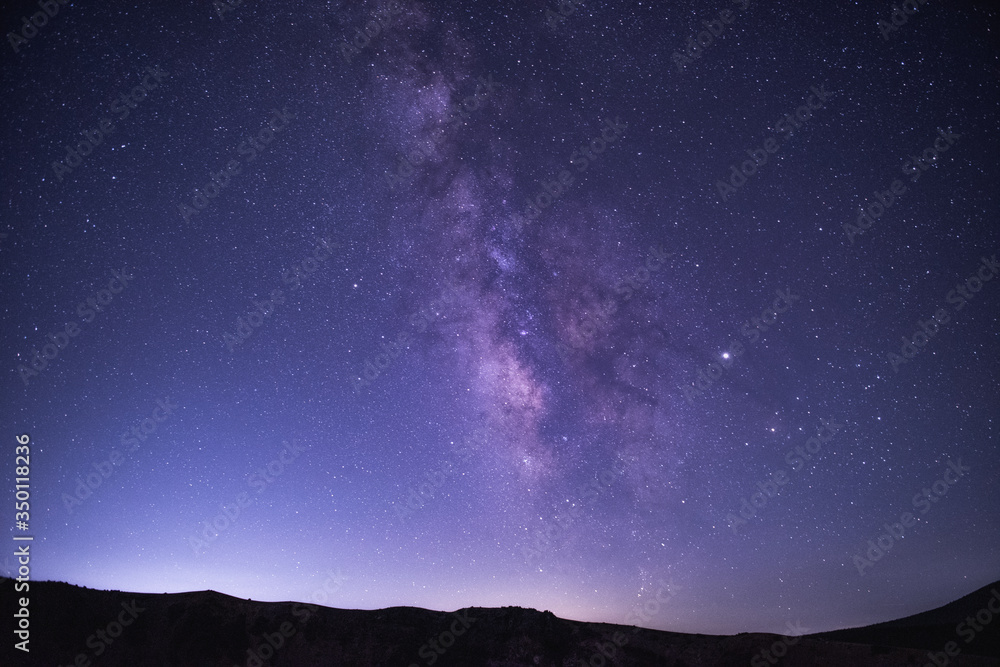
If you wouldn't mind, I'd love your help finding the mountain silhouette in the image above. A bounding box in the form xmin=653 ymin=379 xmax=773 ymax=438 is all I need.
xmin=3 ymin=577 xmax=998 ymax=665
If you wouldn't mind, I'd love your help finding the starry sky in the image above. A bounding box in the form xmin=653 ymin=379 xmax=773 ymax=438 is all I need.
xmin=3 ymin=0 xmax=999 ymax=637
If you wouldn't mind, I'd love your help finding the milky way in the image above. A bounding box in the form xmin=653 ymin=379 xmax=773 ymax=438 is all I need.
xmin=3 ymin=0 xmax=998 ymax=637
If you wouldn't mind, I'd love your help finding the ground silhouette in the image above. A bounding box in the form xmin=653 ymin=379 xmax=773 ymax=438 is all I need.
xmin=2 ymin=577 xmax=998 ymax=665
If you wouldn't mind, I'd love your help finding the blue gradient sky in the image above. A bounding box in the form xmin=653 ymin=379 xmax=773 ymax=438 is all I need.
xmin=3 ymin=0 xmax=999 ymax=636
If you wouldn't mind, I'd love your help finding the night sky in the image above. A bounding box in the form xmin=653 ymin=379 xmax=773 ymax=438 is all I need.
xmin=3 ymin=0 xmax=999 ymax=637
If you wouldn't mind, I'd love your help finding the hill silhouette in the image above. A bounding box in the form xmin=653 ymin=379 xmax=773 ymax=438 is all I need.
xmin=2 ymin=577 xmax=998 ymax=665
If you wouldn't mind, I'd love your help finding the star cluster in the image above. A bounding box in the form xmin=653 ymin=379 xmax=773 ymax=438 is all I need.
xmin=2 ymin=0 xmax=998 ymax=636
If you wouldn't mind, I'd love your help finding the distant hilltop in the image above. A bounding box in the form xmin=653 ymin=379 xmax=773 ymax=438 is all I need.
xmin=2 ymin=577 xmax=998 ymax=666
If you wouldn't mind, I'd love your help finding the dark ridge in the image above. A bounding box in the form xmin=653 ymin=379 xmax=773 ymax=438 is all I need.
xmin=3 ymin=577 xmax=998 ymax=666
xmin=818 ymin=581 xmax=1000 ymax=657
